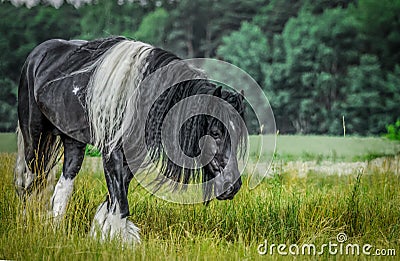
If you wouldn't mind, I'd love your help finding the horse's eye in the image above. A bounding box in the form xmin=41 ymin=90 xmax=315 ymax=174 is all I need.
xmin=211 ymin=130 xmax=221 ymax=138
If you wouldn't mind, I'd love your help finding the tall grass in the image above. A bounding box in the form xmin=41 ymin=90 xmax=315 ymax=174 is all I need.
xmin=0 ymin=153 xmax=399 ymax=260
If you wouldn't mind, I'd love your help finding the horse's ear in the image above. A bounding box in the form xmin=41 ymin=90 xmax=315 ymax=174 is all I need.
xmin=239 ymin=89 xmax=245 ymax=101
xmin=212 ymin=86 xmax=222 ymax=98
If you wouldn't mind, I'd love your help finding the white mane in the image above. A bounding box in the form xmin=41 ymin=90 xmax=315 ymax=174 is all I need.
xmin=86 ymin=40 xmax=153 ymax=154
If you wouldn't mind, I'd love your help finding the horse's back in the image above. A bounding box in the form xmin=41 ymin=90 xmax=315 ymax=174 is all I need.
xmin=25 ymin=39 xmax=85 ymax=92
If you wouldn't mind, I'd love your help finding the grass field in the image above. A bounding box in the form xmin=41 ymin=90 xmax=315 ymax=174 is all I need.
xmin=2 ymin=132 xmax=400 ymax=161
xmin=0 ymin=135 xmax=399 ymax=260
xmin=0 ymin=133 xmax=17 ymax=153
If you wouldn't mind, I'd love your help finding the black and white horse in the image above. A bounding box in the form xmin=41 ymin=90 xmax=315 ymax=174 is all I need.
xmin=14 ymin=37 xmax=246 ymax=242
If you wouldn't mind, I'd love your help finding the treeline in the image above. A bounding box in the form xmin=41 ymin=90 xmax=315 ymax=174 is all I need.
xmin=1 ymin=0 xmax=399 ymax=135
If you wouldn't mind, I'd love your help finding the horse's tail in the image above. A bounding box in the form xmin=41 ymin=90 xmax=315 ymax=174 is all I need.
xmin=14 ymin=122 xmax=29 ymax=197
xmin=14 ymin=122 xmax=64 ymax=197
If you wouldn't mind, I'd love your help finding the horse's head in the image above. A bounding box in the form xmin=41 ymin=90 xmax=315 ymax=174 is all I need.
xmin=202 ymin=87 xmax=246 ymax=201
xmin=143 ymin=78 xmax=246 ymax=203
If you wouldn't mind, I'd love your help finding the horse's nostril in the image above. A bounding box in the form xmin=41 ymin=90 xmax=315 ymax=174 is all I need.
xmin=223 ymin=182 xmax=234 ymax=194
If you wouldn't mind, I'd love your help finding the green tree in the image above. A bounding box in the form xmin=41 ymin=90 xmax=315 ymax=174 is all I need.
xmin=165 ymin=0 xmax=200 ymax=57
xmin=0 ymin=2 xmax=82 ymax=131
xmin=133 ymin=8 xmax=169 ymax=46
xmin=263 ymin=8 xmax=362 ymax=134
xmin=344 ymin=55 xmax=396 ymax=135
xmin=0 ymin=79 xmax=17 ymax=131
xmin=350 ymin=0 xmax=400 ymax=71
xmin=0 ymin=2 xmax=81 ymax=82
xmin=201 ymin=0 xmax=267 ymax=57
xmin=303 ymin=0 xmax=357 ymax=14
xmin=166 ymin=0 xmax=266 ymax=58
xmin=217 ymin=22 xmax=269 ymax=84
xmin=78 ymin=1 xmax=146 ymax=39
xmin=253 ymin=0 xmax=303 ymax=39
xmin=217 ymin=21 xmax=270 ymax=134
xmin=252 ymin=0 xmax=355 ymax=40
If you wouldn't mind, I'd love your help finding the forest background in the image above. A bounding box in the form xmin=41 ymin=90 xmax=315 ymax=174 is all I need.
xmin=1 ymin=0 xmax=399 ymax=135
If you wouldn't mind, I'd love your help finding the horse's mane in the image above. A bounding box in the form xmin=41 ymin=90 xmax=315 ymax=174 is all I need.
xmin=86 ymin=39 xmax=153 ymax=153
xmin=86 ymin=38 xmax=246 ymax=192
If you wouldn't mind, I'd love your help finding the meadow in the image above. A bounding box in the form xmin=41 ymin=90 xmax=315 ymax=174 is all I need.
xmin=0 ymin=135 xmax=399 ymax=260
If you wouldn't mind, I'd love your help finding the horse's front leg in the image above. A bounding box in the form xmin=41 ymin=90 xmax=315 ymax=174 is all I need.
xmin=90 ymin=149 xmax=140 ymax=243
xmin=51 ymin=136 xmax=86 ymax=218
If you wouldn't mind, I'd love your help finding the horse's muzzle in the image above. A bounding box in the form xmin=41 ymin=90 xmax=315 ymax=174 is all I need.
xmin=215 ymin=177 xmax=242 ymax=200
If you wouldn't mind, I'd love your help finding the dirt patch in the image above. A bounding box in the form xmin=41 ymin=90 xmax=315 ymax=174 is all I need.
xmin=283 ymin=155 xmax=399 ymax=177
xmin=245 ymin=155 xmax=400 ymax=177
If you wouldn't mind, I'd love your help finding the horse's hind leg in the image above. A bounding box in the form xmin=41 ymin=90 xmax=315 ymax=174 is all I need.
xmin=90 ymin=149 xmax=140 ymax=243
xmin=50 ymin=136 xmax=86 ymax=218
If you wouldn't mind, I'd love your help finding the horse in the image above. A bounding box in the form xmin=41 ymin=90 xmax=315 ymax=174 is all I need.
xmin=14 ymin=36 xmax=246 ymax=243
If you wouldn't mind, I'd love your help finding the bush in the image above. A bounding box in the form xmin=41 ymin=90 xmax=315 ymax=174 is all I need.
xmin=386 ymin=119 xmax=400 ymax=141
xmin=84 ymin=144 xmax=101 ymax=157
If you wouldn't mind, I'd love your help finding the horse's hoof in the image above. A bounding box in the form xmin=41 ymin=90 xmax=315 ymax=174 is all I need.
xmin=90 ymin=202 xmax=140 ymax=243
xmin=14 ymin=170 xmax=35 ymax=198
xmin=50 ymin=175 xmax=74 ymax=218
